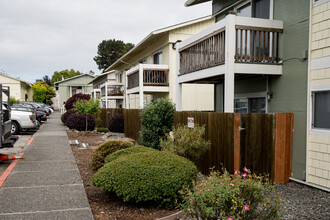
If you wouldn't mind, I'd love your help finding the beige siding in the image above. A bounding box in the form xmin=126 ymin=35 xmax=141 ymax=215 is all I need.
xmin=113 ymin=17 xmax=214 ymax=109
xmin=308 ymin=0 xmax=330 ymax=189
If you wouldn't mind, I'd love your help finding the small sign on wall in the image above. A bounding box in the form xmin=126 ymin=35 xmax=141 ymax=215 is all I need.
xmin=188 ymin=117 xmax=194 ymax=128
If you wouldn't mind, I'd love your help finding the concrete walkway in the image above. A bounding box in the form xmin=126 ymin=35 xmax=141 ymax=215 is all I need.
xmin=0 ymin=111 xmax=94 ymax=220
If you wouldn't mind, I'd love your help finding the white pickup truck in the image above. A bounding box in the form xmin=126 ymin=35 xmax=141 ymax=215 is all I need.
xmin=11 ymin=108 xmax=39 ymax=135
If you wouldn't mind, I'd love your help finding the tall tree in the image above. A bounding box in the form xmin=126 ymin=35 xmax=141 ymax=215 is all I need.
xmin=43 ymin=75 xmax=52 ymax=86
xmin=93 ymin=39 xmax=134 ymax=71
xmin=32 ymin=81 xmax=56 ymax=103
xmin=51 ymin=69 xmax=83 ymax=85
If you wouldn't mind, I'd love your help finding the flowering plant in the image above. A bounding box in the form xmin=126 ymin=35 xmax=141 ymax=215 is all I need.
xmin=179 ymin=168 xmax=281 ymax=220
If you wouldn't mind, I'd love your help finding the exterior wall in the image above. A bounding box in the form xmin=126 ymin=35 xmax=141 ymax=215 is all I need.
xmin=0 ymin=74 xmax=33 ymax=101
xmin=267 ymin=0 xmax=310 ymax=181
xmin=307 ymin=0 xmax=330 ymax=189
xmin=182 ymin=84 xmax=214 ymax=111
xmin=116 ymin=18 xmax=215 ymax=109
xmin=57 ymin=75 xmax=94 ymax=106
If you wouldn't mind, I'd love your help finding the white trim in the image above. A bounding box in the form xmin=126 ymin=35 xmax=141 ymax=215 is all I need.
xmin=310 ymin=128 xmax=330 ymax=136
xmin=178 ymin=65 xmax=225 ymax=83
xmin=310 ymin=56 xmax=330 ymax=70
xmin=235 ymin=63 xmax=282 ymax=75
xmin=144 ymin=87 xmax=169 ymax=92
xmin=127 ymin=87 xmax=139 ymax=94
xmin=54 ymin=74 xmax=94 ymax=85
xmin=313 ymin=0 xmax=330 ymax=7
xmin=310 ymin=85 xmax=330 ymax=131
xmin=306 ymin=0 xmax=313 ymax=183
xmin=235 ymin=16 xmax=283 ymax=29
xmin=311 ymin=84 xmax=330 ymax=91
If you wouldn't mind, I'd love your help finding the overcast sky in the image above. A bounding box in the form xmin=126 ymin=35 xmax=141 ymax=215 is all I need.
xmin=0 ymin=0 xmax=211 ymax=83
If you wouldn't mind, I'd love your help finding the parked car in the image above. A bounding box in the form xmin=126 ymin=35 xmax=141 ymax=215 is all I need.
xmin=11 ymin=108 xmax=39 ymax=135
xmin=12 ymin=104 xmax=47 ymax=123
xmin=20 ymin=102 xmax=50 ymax=116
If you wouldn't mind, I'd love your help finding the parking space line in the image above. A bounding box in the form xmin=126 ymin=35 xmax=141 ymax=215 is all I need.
xmin=0 ymin=137 xmax=34 ymax=188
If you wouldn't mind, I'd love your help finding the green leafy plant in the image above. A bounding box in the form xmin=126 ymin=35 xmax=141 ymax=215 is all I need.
xmin=180 ymin=168 xmax=281 ymax=220
xmin=9 ymin=97 xmax=20 ymax=106
xmin=92 ymin=150 xmax=198 ymax=209
xmin=91 ymin=139 xmax=134 ymax=171
xmin=95 ymin=118 xmax=103 ymax=128
xmin=139 ymin=98 xmax=175 ymax=149
xmin=32 ymin=81 xmax=56 ymax=103
xmin=104 ymin=145 xmax=156 ymax=164
xmin=97 ymin=127 xmax=109 ymax=133
xmin=161 ymin=124 xmax=211 ymax=163
xmin=74 ymin=98 xmax=101 ymax=131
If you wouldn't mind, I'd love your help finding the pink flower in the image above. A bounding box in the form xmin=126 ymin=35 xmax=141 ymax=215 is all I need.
xmin=190 ymin=200 xmax=194 ymax=204
xmin=227 ymin=217 xmax=234 ymax=220
xmin=243 ymin=167 xmax=250 ymax=172
xmin=242 ymin=173 xmax=247 ymax=178
xmin=229 ymin=183 xmax=235 ymax=187
xmin=187 ymin=207 xmax=191 ymax=211
xmin=207 ymin=189 xmax=210 ymax=191
xmin=189 ymin=198 xmax=192 ymax=201
xmin=243 ymin=205 xmax=250 ymax=211
xmin=234 ymin=170 xmax=238 ymax=175
xmin=199 ymin=183 xmax=204 ymax=187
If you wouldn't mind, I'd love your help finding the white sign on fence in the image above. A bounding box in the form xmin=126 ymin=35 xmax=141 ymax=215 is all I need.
xmin=188 ymin=117 xmax=194 ymax=128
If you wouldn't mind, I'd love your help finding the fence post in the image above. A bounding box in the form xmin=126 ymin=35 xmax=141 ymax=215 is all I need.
xmin=234 ymin=113 xmax=241 ymax=172
xmin=274 ymin=113 xmax=294 ymax=184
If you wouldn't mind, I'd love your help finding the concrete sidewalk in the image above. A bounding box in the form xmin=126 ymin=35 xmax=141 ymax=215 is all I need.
xmin=0 ymin=111 xmax=94 ymax=220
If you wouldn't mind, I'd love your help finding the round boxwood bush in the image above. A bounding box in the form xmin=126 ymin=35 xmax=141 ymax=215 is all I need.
xmin=92 ymin=150 xmax=198 ymax=208
xmin=65 ymin=93 xmax=90 ymax=110
xmin=104 ymin=145 xmax=156 ymax=164
xmin=65 ymin=113 xmax=95 ymax=131
xmin=62 ymin=109 xmax=77 ymax=124
xmin=91 ymin=139 xmax=134 ymax=171
xmin=108 ymin=114 xmax=124 ymax=133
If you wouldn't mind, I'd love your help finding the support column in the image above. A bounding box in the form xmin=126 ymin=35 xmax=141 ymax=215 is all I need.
xmin=139 ymin=65 xmax=144 ymax=109
xmin=224 ymin=14 xmax=236 ymax=113
xmin=105 ymin=82 xmax=108 ymax=108
xmin=176 ymin=43 xmax=182 ymax=111
xmin=125 ymin=72 xmax=129 ymax=109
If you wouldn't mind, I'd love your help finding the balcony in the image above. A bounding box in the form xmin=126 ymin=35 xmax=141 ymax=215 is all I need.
xmin=126 ymin=64 xmax=169 ymax=93
xmin=108 ymin=86 xmax=123 ymax=96
xmin=178 ymin=14 xmax=283 ymax=82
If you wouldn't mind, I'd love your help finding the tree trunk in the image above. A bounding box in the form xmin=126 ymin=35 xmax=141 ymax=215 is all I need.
xmin=85 ymin=114 xmax=88 ymax=132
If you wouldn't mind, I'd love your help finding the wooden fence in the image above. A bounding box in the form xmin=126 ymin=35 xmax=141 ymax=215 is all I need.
xmin=123 ymin=109 xmax=140 ymax=142
xmin=97 ymin=108 xmax=124 ymax=128
xmin=122 ymin=109 xmax=293 ymax=184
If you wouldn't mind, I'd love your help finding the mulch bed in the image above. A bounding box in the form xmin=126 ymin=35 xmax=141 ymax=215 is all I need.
xmin=68 ymin=130 xmax=178 ymax=220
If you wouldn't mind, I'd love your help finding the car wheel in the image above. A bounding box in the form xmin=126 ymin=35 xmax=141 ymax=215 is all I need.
xmin=11 ymin=121 xmax=20 ymax=135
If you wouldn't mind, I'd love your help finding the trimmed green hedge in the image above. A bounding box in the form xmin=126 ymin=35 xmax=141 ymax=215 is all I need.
xmin=91 ymin=139 xmax=134 ymax=171
xmin=104 ymin=145 xmax=156 ymax=164
xmin=92 ymin=150 xmax=198 ymax=208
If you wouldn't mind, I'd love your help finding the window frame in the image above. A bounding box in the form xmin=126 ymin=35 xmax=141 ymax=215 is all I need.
xmin=153 ymin=50 xmax=162 ymax=64
xmin=310 ymin=85 xmax=330 ymax=135
xmin=234 ymin=92 xmax=268 ymax=113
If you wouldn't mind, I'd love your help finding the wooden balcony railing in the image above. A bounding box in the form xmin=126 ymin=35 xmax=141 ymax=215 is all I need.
xmin=127 ymin=68 xmax=169 ymax=89
xmin=127 ymin=71 xmax=139 ymax=89
xmin=179 ymin=28 xmax=226 ymax=75
xmin=235 ymin=25 xmax=283 ymax=63
xmin=143 ymin=69 xmax=169 ymax=86
xmin=108 ymin=86 xmax=123 ymax=96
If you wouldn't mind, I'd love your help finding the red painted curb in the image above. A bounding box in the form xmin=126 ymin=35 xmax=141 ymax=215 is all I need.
xmin=0 ymin=137 xmax=34 ymax=188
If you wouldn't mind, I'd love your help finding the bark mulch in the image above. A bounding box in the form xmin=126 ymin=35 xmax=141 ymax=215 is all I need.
xmin=68 ymin=130 xmax=178 ymax=220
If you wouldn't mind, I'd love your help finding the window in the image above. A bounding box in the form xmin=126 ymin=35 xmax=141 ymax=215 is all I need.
xmin=236 ymin=0 xmax=270 ymax=19
xmin=153 ymin=51 xmax=162 ymax=64
xmin=312 ymin=91 xmax=330 ymax=129
xmin=118 ymin=73 xmax=123 ymax=83
xmin=234 ymin=97 xmax=266 ymax=113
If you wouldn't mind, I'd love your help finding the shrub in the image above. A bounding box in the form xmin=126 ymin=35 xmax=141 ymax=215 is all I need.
xmin=97 ymin=127 xmax=109 ymax=133
xmin=161 ymin=124 xmax=211 ymax=163
xmin=62 ymin=109 xmax=77 ymax=124
xmin=95 ymin=118 xmax=103 ymax=128
xmin=9 ymin=97 xmax=20 ymax=106
xmin=139 ymin=98 xmax=175 ymax=150
xmin=90 ymin=139 xmax=134 ymax=171
xmin=104 ymin=145 xmax=156 ymax=164
xmin=65 ymin=93 xmax=90 ymax=110
xmin=61 ymin=114 xmax=65 ymax=123
xmin=108 ymin=114 xmax=124 ymax=133
xmin=92 ymin=150 xmax=198 ymax=208
xmin=65 ymin=113 xmax=95 ymax=131
xmin=180 ymin=168 xmax=281 ymax=220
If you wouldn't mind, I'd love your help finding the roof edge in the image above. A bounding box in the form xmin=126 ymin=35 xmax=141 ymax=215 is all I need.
xmin=185 ymin=0 xmax=212 ymax=7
